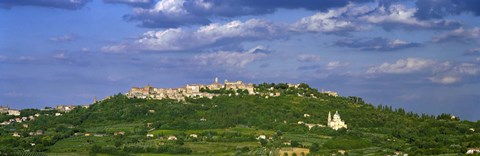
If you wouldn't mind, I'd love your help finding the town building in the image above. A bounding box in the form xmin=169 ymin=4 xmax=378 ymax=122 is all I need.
xmin=0 ymin=106 xmax=8 ymax=113
xmin=321 ymin=90 xmax=339 ymax=97
xmin=7 ymin=109 xmax=21 ymax=116
xmin=328 ymin=111 xmax=347 ymax=130
xmin=126 ymin=77 xmax=255 ymax=101
xmin=55 ymin=105 xmax=76 ymax=112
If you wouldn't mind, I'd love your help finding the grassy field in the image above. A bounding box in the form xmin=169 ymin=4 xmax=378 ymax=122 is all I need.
xmin=85 ymin=123 xmax=144 ymax=133
xmin=48 ymin=136 xmax=115 ymax=153
xmin=185 ymin=141 xmax=258 ymax=155
xmin=150 ymin=126 xmax=276 ymax=136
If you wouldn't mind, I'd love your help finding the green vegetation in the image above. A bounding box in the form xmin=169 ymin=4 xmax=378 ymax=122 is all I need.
xmin=1 ymin=83 xmax=479 ymax=155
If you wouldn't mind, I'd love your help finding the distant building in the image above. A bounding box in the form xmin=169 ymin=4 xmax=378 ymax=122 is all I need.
xmin=146 ymin=134 xmax=154 ymax=138
xmin=328 ymin=111 xmax=347 ymax=130
xmin=256 ymin=135 xmax=266 ymax=140
xmin=0 ymin=106 xmax=9 ymax=113
xmin=35 ymin=130 xmax=44 ymax=135
xmin=322 ymin=91 xmax=339 ymax=97
xmin=7 ymin=109 xmax=21 ymax=116
xmin=189 ymin=134 xmax=198 ymax=138
xmin=467 ymin=148 xmax=480 ymax=154
xmin=167 ymin=136 xmax=177 ymax=140
xmin=55 ymin=105 xmax=76 ymax=112
xmin=126 ymin=77 xmax=255 ymax=101
xmin=13 ymin=132 xmax=21 ymax=137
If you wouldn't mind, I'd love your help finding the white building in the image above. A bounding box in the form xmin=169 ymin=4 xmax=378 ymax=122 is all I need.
xmin=7 ymin=109 xmax=21 ymax=116
xmin=256 ymin=135 xmax=266 ymax=140
xmin=146 ymin=134 xmax=154 ymax=138
xmin=467 ymin=148 xmax=480 ymax=154
xmin=328 ymin=111 xmax=347 ymax=130
xmin=168 ymin=135 xmax=177 ymax=140
xmin=189 ymin=134 xmax=198 ymax=138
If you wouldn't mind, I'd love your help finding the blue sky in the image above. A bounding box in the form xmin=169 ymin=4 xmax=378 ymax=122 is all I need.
xmin=1 ymin=0 xmax=480 ymax=121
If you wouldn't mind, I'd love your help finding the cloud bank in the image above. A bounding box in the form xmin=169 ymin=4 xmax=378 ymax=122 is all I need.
xmin=0 ymin=0 xmax=91 ymax=10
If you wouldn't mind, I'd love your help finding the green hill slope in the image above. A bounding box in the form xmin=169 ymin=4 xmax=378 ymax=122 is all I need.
xmin=1 ymin=83 xmax=479 ymax=155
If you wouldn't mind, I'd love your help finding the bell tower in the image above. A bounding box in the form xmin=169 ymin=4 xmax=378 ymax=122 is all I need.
xmin=328 ymin=111 xmax=331 ymax=123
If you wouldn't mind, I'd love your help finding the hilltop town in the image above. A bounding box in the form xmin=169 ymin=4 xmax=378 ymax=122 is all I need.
xmin=126 ymin=77 xmax=338 ymax=101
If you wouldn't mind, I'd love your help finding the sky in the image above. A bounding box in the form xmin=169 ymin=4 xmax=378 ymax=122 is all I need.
xmin=1 ymin=0 xmax=480 ymax=121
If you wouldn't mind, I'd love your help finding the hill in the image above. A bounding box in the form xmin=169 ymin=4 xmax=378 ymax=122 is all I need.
xmin=0 ymin=83 xmax=479 ymax=155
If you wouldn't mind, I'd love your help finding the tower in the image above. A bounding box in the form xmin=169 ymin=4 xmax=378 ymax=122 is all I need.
xmin=215 ymin=77 xmax=218 ymax=84
xmin=328 ymin=111 xmax=331 ymax=123
xmin=93 ymin=96 xmax=97 ymax=103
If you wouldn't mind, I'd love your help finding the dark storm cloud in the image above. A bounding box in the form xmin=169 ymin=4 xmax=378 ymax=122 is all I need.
xmin=415 ymin=0 xmax=480 ymax=20
xmin=334 ymin=37 xmax=422 ymax=51
xmin=0 ymin=0 xmax=91 ymax=10
xmin=103 ymin=0 xmax=154 ymax=8
xmin=124 ymin=0 xmax=374 ymax=28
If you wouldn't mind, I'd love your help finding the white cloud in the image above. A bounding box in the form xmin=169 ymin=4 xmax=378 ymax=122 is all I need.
xmin=433 ymin=27 xmax=480 ymax=43
xmin=114 ymin=19 xmax=284 ymax=52
xmin=359 ymin=4 xmax=460 ymax=30
xmin=194 ymin=46 xmax=268 ymax=68
xmin=124 ymin=0 xmax=213 ymax=27
xmin=103 ymin=0 xmax=152 ymax=7
xmin=152 ymin=0 xmax=188 ymax=15
xmin=326 ymin=61 xmax=349 ymax=70
xmin=101 ymin=44 xmax=127 ymax=53
xmin=293 ymin=3 xmax=459 ymax=34
xmin=297 ymin=54 xmax=321 ymax=62
xmin=335 ymin=37 xmax=421 ymax=51
xmin=81 ymin=48 xmax=91 ymax=52
xmin=18 ymin=56 xmax=35 ymax=61
xmin=50 ymin=34 xmax=76 ymax=42
xmin=292 ymin=3 xmax=366 ymax=34
xmin=367 ymin=57 xmax=480 ymax=85
xmin=428 ymin=76 xmax=460 ymax=84
xmin=454 ymin=63 xmax=480 ymax=75
xmin=367 ymin=58 xmax=436 ymax=74
xmin=53 ymin=53 xmax=67 ymax=59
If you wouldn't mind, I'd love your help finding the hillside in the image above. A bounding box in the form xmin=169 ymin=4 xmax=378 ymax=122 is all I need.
xmin=1 ymin=83 xmax=479 ymax=156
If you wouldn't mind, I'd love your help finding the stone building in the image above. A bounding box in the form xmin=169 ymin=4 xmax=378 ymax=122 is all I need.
xmin=0 ymin=106 xmax=8 ymax=114
xmin=126 ymin=77 xmax=255 ymax=101
xmin=224 ymin=79 xmax=255 ymax=94
xmin=322 ymin=91 xmax=339 ymax=97
xmin=327 ymin=111 xmax=347 ymax=130
xmin=7 ymin=109 xmax=21 ymax=116
xmin=55 ymin=105 xmax=77 ymax=112
xmin=207 ymin=77 xmax=223 ymax=90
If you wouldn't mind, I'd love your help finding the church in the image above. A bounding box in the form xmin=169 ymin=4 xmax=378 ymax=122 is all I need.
xmin=328 ymin=111 xmax=347 ymax=130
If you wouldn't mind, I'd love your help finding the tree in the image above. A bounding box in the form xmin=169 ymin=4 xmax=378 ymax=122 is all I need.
xmin=309 ymin=143 xmax=320 ymax=152
xmin=291 ymin=140 xmax=300 ymax=147
xmin=260 ymin=139 xmax=268 ymax=147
